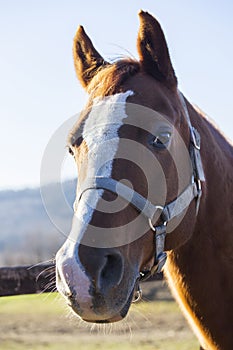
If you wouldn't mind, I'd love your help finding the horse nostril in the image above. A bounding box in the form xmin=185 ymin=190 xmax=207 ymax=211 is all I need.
xmin=98 ymin=252 xmax=124 ymax=292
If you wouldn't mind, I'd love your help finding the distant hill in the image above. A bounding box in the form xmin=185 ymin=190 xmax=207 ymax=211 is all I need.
xmin=0 ymin=179 xmax=77 ymax=266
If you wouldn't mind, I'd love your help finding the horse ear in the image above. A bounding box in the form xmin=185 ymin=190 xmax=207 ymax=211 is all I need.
xmin=73 ymin=26 xmax=108 ymax=89
xmin=137 ymin=11 xmax=177 ymax=89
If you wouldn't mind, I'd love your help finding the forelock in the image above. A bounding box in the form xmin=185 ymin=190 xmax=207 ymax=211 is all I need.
xmin=87 ymin=58 xmax=140 ymax=98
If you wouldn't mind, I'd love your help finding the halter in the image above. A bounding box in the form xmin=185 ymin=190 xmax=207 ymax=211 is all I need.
xmin=75 ymin=92 xmax=205 ymax=282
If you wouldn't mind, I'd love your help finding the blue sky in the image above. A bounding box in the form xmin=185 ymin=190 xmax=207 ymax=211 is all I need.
xmin=0 ymin=0 xmax=232 ymax=190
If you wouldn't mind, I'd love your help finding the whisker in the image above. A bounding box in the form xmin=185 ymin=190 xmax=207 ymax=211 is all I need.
xmin=124 ymin=317 xmax=133 ymax=341
xmin=54 ymin=291 xmax=63 ymax=303
xmin=41 ymin=286 xmax=58 ymax=301
xmin=27 ymin=258 xmax=55 ymax=270
xmin=90 ymin=322 xmax=97 ymax=333
xmin=43 ymin=280 xmax=56 ymax=290
xmin=39 ymin=281 xmax=56 ymax=295
xmin=35 ymin=266 xmax=55 ymax=282
xmin=45 ymin=271 xmax=56 ymax=280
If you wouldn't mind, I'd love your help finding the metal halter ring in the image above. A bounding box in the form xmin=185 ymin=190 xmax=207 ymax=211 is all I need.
xmin=132 ymin=284 xmax=142 ymax=303
xmin=148 ymin=205 xmax=164 ymax=231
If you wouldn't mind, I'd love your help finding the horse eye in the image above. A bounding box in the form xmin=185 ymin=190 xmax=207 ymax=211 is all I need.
xmin=152 ymin=132 xmax=171 ymax=149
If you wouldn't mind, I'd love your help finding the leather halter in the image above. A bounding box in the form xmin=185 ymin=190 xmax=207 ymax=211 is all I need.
xmin=75 ymin=92 xmax=205 ymax=281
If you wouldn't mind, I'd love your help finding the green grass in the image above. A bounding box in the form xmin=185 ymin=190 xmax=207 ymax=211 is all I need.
xmin=0 ymin=340 xmax=198 ymax=350
xmin=0 ymin=292 xmax=199 ymax=350
xmin=0 ymin=293 xmax=63 ymax=314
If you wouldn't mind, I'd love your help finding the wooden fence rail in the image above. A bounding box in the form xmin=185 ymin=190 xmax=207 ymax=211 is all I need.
xmin=0 ymin=264 xmax=55 ymax=297
xmin=0 ymin=264 xmax=163 ymax=297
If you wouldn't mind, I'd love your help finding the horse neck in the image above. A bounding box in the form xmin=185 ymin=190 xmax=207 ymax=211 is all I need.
xmin=165 ymin=100 xmax=233 ymax=349
xmin=188 ymin=101 xmax=233 ymax=237
xmin=169 ymin=97 xmax=233 ymax=267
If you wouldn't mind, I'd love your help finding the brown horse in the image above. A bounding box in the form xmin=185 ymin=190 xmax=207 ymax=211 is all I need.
xmin=56 ymin=11 xmax=233 ymax=350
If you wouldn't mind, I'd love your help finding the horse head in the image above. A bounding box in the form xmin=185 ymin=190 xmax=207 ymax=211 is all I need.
xmin=56 ymin=11 xmax=200 ymax=323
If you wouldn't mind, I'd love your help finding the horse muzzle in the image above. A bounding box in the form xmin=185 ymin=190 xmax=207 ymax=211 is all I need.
xmin=56 ymin=242 xmax=139 ymax=323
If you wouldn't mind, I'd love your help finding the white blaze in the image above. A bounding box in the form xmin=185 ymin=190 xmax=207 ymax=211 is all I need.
xmin=56 ymin=90 xmax=134 ymax=306
xmin=57 ymin=91 xmax=134 ymax=301
xmin=83 ymin=90 xmax=134 ymax=177
xmin=70 ymin=90 xmax=134 ymax=242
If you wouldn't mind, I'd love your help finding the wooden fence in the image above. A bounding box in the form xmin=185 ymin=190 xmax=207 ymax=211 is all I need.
xmin=0 ymin=264 xmax=163 ymax=297
xmin=0 ymin=264 xmax=55 ymax=296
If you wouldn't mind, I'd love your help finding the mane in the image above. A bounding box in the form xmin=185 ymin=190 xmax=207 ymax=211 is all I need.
xmin=87 ymin=58 xmax=140 ymax=98
xmin=193 ymin=104 xmax=233 ymax=150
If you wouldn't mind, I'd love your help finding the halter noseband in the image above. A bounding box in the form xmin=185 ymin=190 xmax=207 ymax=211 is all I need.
xmin=75 ymin=92 xmax=205 ymax=281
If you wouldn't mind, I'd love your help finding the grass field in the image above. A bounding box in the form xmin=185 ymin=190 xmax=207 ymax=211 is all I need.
xmin=0 ymin=282 xmax=198 ymax=350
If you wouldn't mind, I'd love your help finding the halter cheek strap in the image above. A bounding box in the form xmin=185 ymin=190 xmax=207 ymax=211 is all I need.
xmin=75 ymin=92 xmax=205 ymax=281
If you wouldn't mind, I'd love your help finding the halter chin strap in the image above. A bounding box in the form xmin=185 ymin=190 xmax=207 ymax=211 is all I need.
xmin=75 ymin=92 xmax=205 ymax=281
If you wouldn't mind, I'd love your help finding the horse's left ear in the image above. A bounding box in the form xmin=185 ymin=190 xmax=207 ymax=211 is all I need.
xmin=73 ymin=26 xmax=108 ymax=89
xmin=137 ymin=11 xmax=177 ymax=89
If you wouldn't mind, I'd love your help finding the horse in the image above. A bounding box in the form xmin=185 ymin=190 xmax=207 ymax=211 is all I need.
xmin=56 ymin=11 xmax=233 ymax=350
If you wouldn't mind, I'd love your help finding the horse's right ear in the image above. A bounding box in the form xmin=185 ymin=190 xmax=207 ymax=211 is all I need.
xmin=137 ymin=11 xmax=177 ymax=89
xmin=73 ymin=26 xmax=107 ymax=89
